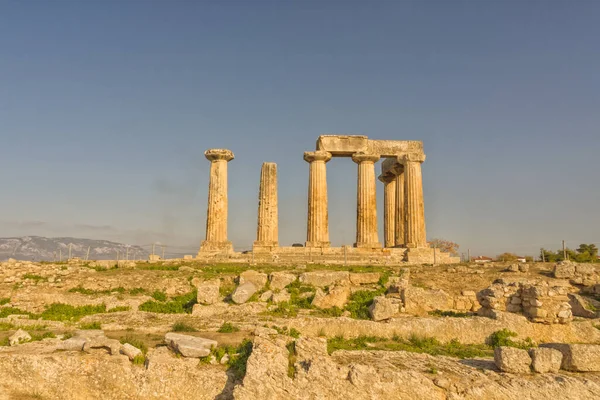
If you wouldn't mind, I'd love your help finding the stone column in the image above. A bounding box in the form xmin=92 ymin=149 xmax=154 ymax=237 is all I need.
xmin=304 ymin=151 xmax=332 ymax=248
xmin=379 ymin=174 xmax=396 ymax=248
xmin=403 ymin=153 xmax=427 ymax=248
xmin=395 ymin=169 xmax=405 ymax=247
xmin=199 ymin=149 xmax=234 ymax=254
xmin=352 ymin=152 xmax=381 ymax=248
xmin=253 ymin=162 xmax=278 ymax=251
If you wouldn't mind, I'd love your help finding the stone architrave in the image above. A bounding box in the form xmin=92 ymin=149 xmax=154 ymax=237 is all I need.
xmin=394 ymin=168 xmax=405 ymax=247
xmin=352 ymin=152 xmax=381 ymax=248
xmin=379 ymin=174 xmax=396 ymax=248
xmin=199 ymin=149 xmax=234 ymax=254
xmin=253 ymin=162 xmax=278 ymax=250
xmin=304 ymin=151 xmax=332 ymax=247
xmin=402 ymin=153 xmax=426 ymax=248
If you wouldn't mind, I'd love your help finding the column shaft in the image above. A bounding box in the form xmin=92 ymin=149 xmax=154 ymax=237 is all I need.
xmin=394 ymin=171 xmax=405 ymax=246
xmin=404 ymin=154 xmax=427 ymax=248
xmin=381 ymin=177 xmax=396 ymax=248
xmin=254 ymin=162 xmax=278 ymax=249
xmin=199 ymin=149 xmax=234 ymax=254
xmin=305 ymin=151 xmax=332 ymax=247
xmin=352 ymin=153 xmax=381 ymax=248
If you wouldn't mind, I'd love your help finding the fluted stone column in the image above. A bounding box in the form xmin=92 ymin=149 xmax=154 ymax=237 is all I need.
xmin=199 ymin=149 xmax=234 ymax=254
xmin=304 ymin=151 xmax=332 ymax=248
xmin=379 ymin=174 xmax=396 ymax=248
xmin=253 ymin=162 xmax=278 ymax=251
xmin=395 ymin=169 xmax=405 ymax=247
xmin=352 ymin=152 xmax=381 ymax=248
xmin=403 ymin=153 xmax=427 ymax=248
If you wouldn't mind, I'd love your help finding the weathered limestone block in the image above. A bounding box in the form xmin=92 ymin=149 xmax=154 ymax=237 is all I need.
xmin=312 ymin=285 xmax=350 ymax=309
xmin=494 ymin=347 xmax=531 ymax=374
xmin=9 ymin=329 xmax=31 ymax=346
xmin=368 ymin=296 xmax=400 ymax=321
xmin=165 ymin=332 xmax=217 ymax=358
xmin=294 ymin=337 xmax=328 ymax=361
xmin=83 ymin=337 xmax=122 ymax=355
xmin=231 ymin=282 xmax=258 ymax=304
xmin=194 ymin=279 xmax=221 ymax=305
xmin=269 ymin=272 xmax=296 ymax=290
xmin=271 ymin=289 xmax=291 ymax=303
xmin=259 ymin=290 xmax=273 ymax=302
xmin=568 ymin=294 xmax=600 ymax=318
xmin=299 ymin=271 xmax=349 ymax=287
xmin=507 ymin=264 xmax=519 ymax=272
xmin=541 ymin=343 xmax=600 ymax=372
xmin=349 ymin=273 xmax=381 ymax=285
xmin=529 ymin=348 xmax=562 ymax=373
xmin=402 ymin=286 xmax=451 ymax=315
xmin=554 ymin=261 xmax=576 ymax=279
xmin=239 ymin=270 xmax=268 ymax=290
xmin=348 ymin=364 xmax=381 ymax=387
xmin=120 ymin=343 xmax=143 ymax=361
xmin=58 ymin=337 xmax=87 ymax=351
xmin=519 ymin=264 xmax=530 ymax=273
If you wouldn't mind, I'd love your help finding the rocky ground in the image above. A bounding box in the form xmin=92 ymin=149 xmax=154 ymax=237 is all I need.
xmin=0 ymin=258 xmax=599 ymax=399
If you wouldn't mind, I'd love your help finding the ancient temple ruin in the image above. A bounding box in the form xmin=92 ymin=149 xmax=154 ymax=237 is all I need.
xmin=197 ymin=135 xmax=458 ymax=264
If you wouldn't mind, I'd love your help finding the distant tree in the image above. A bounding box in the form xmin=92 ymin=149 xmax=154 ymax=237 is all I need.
xmin=496 ymin=252 xmax=518 ymax=262
xmin=541 ymin=244 xmax=598 ymax=263
xmin=428 ymin=238 xmax=459 ymax=256
xmin=540 ymin=248 xmax=560 ymax=262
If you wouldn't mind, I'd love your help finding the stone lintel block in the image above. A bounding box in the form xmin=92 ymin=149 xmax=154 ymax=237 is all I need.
xmin=316 ymin=135 xmax=369 ymax=156
xmin=351 ymin=152 xmax=380 ymax=164
xmin=367 ymin=139 xmax=423 ymax=158
xmin=204 ymin=148 xmax=234 ymax=162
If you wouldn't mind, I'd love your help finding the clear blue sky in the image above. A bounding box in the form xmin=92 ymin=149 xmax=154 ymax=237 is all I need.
xmin=1 ymin=0 xmax=598 ymax=257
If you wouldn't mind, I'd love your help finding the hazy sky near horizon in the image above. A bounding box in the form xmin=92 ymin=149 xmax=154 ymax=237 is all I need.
xmin=1 ymin=0 xmax=599 ymax=257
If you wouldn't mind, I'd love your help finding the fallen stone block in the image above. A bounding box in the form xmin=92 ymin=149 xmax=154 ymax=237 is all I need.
xmin=529 ymin=347 xmax=562 ymax=373
xmin=299 ymin=271 xmax=349 ymax=288
xmin=231 ymin=282 xmax=257 ymax=304
xmin=554 ymin=261 xmax=575 ymax=279
xmin=239 ymin=270 xmax=268 ymax=289
xmin=83 ymin=338 xmax=122 ymax=355
xmin=541 ymin=343 xmax=600 ymax=372
xmin=58 ymin=337 xmax=88 ymax=351
xmin=271 ymin=289 xmax=291 ymax=303
xmin=269 ymin=272 xmax=296 ymax=290
xmin=120 ymin=343 xmax=143 ymax=361
xmin=9 ymin=329 xmax=31 ymax=346
xmin=311 ymin=285 xmax=350 ymax=309
xmin=368 ymin=296 xmax=399 ymax=321
xmin=494 ymin=346 xmax=531 ymax=374
xmin=165 ymin=332 xmax=217 ymax=358
xmin=195 ymin=279 xmax=221 ymax=305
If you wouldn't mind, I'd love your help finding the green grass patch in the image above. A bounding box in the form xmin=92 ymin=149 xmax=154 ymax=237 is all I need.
xmin=22 ymin=274 xmax=47 ymax=282
xmin=129 ymin=287 xmax=148 ymax=296
xmin=227 ymin=339 xmax=253 ymax=380
xmin=345 ymin=289 xmax=385 ymax=320
xmin=39 ymin=303 xmax=106 ymax=322
xmin=29 ymin=331 xmax=56 ymax=341
xmin=0 ymin=322 xmax=14 ymax=331
xmin=107 ymin=306 xmax=130 ymax=313
xmin=327 ymin=334 xmax=493 ymax=358
xmin=487 ymin=329 xmax=535 ymax=349
xmin=68 ymin=287 xmax=127 ymax=295
xmin=286 ymin=341 xmax=297 ymax=378
xmin=138 ymin=263 xmax=180 ymax=271
xmin=218 ymin=322 xmax=240 ymax=333
xmin=311 ymin=306 xmax=344 ymax=318
xmin=429 ymin=310 xmax=473 ymax=318
xmin=0 ymin=337 xmax=10 ymax=346
xmin=0 ymin=307 xmax=34 ymax=319
xmin=151 ymin=291 xmax=167 ymax=301
xmin=0 ymin=298 xmax=9 ymax=306
xmin=139 ymin=290 xmax=197 ymax=314
xmin=219 ymin=282 xmax=236 ymax=298
xmin=79 ymin=321 xmax=102 ymax=330
xmin=172 ymin=321 xmax=197 ymax=332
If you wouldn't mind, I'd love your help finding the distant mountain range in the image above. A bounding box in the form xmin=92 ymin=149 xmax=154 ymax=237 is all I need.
xmin=0 ymin=236 xmax=149 ymax=261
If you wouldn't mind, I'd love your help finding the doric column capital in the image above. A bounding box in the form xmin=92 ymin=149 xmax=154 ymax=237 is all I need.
xmin=400 ymin=153 xmax=426 ymax=164
xmin=304 ymin=151 xmax=332 ymax=163
xmin=352 ymin=152 xmax=380 ymax=164
xmin=378 ymin=173 xmax=396 ymax=184
xmin=205 ymin=149 xmax=235 ymax=162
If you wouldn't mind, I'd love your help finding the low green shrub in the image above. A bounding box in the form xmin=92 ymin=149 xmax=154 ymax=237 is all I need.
xmin=487 ymin=329 xmax=535 ymax=349
xmin=218 ymin=322 xmax=240 ymax=333
xmin=172 ymin=322 xmax=197 ymax=332
xmin=79 ymin=321 xmax=102 ymax=330
xmin=139 ymin=290 xmax=197 ymax=314
xmin=429 ymin=310 xmax=472 ymax=318
xmin=39 ymin=303 xmax=106 ymax=322
xmin=23 ymin=274 xmax=47 ymax=282
xmin=0 ymin=298 xmax=10 ymax=306
xmin=107 ymin=306 xmax=130 ymax=313
xmin=151 ymin=291 xmax=167 ymax=302
xmin=345 ymin=289 xmax=385 ymax=319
